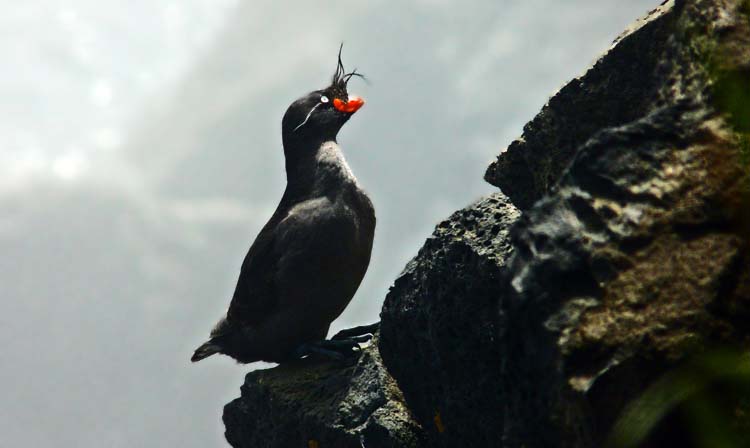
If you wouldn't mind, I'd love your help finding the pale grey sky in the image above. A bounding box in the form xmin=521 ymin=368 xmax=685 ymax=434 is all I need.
xmin=2 ymin=1 xmax=657 ymax=446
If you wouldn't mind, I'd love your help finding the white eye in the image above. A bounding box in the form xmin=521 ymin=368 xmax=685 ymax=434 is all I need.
xmin=320 ymin=95 xmax=329 ymax=103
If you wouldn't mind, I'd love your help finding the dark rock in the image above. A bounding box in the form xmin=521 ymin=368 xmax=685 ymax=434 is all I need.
xmin=484 ymin=1 xmax=680 ymax=210
xmin=223 ymin=336 xmax=425 ymax=448
xmin=497 ymin=1 xmax=750 ymax=445
xmin=379 ymin=193 xmax=520 ymax=446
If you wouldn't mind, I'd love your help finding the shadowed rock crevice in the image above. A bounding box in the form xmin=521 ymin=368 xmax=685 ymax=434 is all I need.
xmin=380 ymin=193 xmax=520 ymax=446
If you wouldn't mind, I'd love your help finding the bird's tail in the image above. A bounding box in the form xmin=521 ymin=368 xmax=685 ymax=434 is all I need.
xmin=191 ymin=340 xmax=222 ymax=362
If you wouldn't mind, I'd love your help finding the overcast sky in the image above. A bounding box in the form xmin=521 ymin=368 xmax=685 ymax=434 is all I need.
xmin=2 ymin=1 xmax=658 ymax=446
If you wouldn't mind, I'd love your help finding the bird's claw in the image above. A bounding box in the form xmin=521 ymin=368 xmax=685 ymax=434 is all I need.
xmin=293 ymin=326 xmax=379 ymax=361
xmin=331 ymin=322 xmax=380 ymax=340
xmin=291 ymin=322 xmax=380 ymax=361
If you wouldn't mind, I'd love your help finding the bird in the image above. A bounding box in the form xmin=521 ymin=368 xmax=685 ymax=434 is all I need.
xmin=191 ymin=46 xmax=377 ymax=364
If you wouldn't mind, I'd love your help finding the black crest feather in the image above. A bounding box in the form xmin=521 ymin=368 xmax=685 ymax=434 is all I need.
xmin=329 ymin=43 xmax=365 ymax=99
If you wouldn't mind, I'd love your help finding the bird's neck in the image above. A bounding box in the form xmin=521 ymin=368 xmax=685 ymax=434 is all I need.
xmin=283 ymin=140 xmax=358 ymax=201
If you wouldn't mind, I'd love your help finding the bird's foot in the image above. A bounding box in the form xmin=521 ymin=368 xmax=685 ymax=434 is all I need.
xmin=331 ymin=321 xmax=380 ymax=340
xmin=292 ymin=322 xmax=380 ymax=361
xmin=292 ymin=326 xmax=378 ymax=362
xmin=292 ymin=341 xmax=350 ymax=361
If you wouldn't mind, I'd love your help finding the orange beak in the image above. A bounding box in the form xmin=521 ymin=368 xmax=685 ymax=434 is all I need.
xmin=333 ymin=96 xmax=365 ymax=114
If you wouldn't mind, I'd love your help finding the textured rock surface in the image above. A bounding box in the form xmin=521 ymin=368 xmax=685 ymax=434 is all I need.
xmin=496 ymin=0 xmax=750 ymax=446
xmin=223 ymin=337 xmax=424 ymax=448
xmin=503 ymin=102 xmax=750 ymax=447
xmin=379 ymin=193 xmax=520 ymax=446
xmin=484 ymin=1 xmax=682 ymax=210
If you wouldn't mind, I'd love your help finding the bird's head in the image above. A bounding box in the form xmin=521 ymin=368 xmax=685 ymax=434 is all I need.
xmin=282 ymin=45 xmax=365 ymax=147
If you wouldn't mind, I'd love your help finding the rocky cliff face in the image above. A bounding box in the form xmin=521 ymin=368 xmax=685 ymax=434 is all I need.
xmin=223 ymin=337 xmax=425 ymax=447
xmin=223 ymin=0 xmax=750 ymax=446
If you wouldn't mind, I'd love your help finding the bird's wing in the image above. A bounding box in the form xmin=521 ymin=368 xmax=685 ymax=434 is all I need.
xmin=225 ymin=215 xmax=283 ymax=326
xmin=225 ymin=197 xmax=337 ymax=327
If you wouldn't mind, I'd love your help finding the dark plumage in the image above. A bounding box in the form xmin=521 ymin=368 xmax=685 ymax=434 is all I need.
xmin=192 ymin=47 xmax=375 ymax=364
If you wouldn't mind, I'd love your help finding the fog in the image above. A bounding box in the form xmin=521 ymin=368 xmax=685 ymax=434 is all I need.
xmin=2 ymin=1 xmax=657 ymax=446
